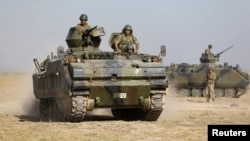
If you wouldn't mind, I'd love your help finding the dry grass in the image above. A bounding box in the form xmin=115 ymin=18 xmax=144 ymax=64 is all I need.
xmin=0 ymin=73 xmax=250 ymax=141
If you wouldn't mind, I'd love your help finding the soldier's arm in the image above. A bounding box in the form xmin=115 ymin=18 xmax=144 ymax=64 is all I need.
xmin=133 ymin=36 xmax=139 ymax=53
xmin=114 ymin=35 xmax=121 ymax=52
xmin=205 ymin=49 xmax=210 ymax=54
xmin=209 ymin=73 xmax=216 ymax=81
xmin=213 ymin=74 xmax=217 ymax=81
xmin=114 ymin=42 xmax=121 ymax=52
xmin=135 ymin=43 xmax=139 ymax=54
xmin=82 ymin=25 xmax=92 ymax=35
xmin=75 ymin=25 xmax=82 ymax=35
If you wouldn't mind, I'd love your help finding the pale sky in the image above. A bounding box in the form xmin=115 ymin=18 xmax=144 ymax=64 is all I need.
xmin=1 ymin=0 xmax=250 ymax=72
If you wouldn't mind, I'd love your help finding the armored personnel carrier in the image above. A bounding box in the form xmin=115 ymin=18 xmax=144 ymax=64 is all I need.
xmin=32 ymin=26 xmax=168 ymax=122
xmin=166 ymin=46 xmax=249 ymax=98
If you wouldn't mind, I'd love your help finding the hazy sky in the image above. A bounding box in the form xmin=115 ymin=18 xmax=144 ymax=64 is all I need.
xmin=0 ymin=0 xmax=250 ymax=72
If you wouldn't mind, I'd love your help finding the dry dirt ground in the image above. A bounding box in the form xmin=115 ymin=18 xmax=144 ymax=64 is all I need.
xmin=0 ymin=73 xmax=250 ymax=141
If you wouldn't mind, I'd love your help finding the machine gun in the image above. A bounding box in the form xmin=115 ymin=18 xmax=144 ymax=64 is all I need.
xmin=214 ymin=45 xmax=233 ymax=60
xmin=82 ymin=26 xmax=98 ymax=47
xmin=84 ymin=25 xmax=98 ymax=35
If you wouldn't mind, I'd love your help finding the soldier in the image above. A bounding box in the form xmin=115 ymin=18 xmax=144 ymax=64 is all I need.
xmin=76 ymin=14 xmax=91 ymax=35
xmin=205 ymin=68 xmax=216 ymax=102
xmin=205 ymin=44 xmax=213 ymax=54
xmin=75 ymin=14 xmax=92 ymax=46
xmin=114 ymin=25 xmax=140 ymax=54
xmin=125 ymin=44 xmax=135 ymax=54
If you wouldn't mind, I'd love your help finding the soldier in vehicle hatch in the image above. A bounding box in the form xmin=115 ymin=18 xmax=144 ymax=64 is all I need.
xmin=75 ymin=14 xmax=92 ymax=46
xmin=205 ymin=44 xmax=213 ymax=54
xmin=205 ymin=68 xmax=216 ymax=102
xmin=76 ymin=14 xmax=91 ymax=35
xmin=113 ymin=25 xmax=140 ymax=54
xmin=125 ymin=44 xmax=135 ymax=54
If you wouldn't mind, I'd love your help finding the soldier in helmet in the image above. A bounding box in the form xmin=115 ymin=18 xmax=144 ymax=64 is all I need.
xmin=205 ymin=44 xmax=213 ymax=54
xmin=204 ymin=68 xmax=217 ymax=102
xmin=114 ymin=24 xmax=140 ymax=54
xmin=76 ymin=14 xmax=91 ymax=35
xmin=125 ymin=44 xmax=135 ymax=54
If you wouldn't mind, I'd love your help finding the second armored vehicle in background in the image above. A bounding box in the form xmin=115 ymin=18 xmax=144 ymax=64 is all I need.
xmin=166 ymin=46 xmax=249 ymax=98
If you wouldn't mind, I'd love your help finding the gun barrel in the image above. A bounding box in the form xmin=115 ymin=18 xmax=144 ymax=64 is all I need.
xmin=222 ymin=45 xmax=233 ymax=52
xmin=88 ymin=26 xmax=98 ymax=33
xmin=216 ymin=45 xmax=233 ymax=57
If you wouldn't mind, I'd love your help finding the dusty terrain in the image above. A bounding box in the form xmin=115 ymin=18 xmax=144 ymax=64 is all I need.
xmin=0 ymin=73 xmax=250 ymax=141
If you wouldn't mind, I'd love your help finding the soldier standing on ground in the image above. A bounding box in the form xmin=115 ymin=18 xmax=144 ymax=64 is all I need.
xmin=114 ymin=25 xmax=140 ymax=54
xmin=205 ymin=68 xmax=217 ymax=102
xmin=205 ymin=44 xmax=213 ymax=54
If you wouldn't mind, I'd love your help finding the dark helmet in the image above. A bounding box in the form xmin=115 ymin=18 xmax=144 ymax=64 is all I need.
xmin=208 ymin=44 xmax=213 ymax=49
xmin=122 ymin=24 xmax=133 ymax=33
xmin=79 ymin=14 xmax=88 ymax=21
xmin=126 ymin=44 xmax=134 ymax=52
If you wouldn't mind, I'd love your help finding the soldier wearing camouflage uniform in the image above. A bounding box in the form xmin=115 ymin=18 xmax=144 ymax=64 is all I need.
xmin=76 ymin=14 xmax=91 ymax=35
xmin=205 ymin=68 xmax=216 ymax=102
xmin=114 ymin=25 xmax=140 ymax=54
xmin=125 ymin=44 xmax=135 ymax=54
xmin=205 ymin=44 xmax=213 ymax=54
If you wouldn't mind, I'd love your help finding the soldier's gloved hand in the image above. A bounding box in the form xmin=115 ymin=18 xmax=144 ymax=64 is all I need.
xmin=115 ymin=49 xmax=121 ymax=53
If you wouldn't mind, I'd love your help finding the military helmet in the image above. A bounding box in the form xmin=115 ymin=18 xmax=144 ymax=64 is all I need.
xmin=79 ymin=14 xmax=88 ymax=21
xmin=126 ymin=44 xmax=134 ymax=52
xmin=123 ymin=24 xmax=133 ymax=33
xmin=208 ymin=44 xmax=213 ymax=48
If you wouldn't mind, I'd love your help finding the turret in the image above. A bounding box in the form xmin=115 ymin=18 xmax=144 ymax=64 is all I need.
xmin=199 ymin=53 xmax=217 ymax=63
xmin=65 ymin=26 xmax=105 ymax=50
xmin=200 ymin=45 xmax=233 ymax=63
xmin=65 ymin=27 xmax=82 ymax=48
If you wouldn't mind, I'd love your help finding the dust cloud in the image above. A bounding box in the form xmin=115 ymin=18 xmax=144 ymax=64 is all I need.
xmin=0 ymin=73 xmax=39 ymax=117
xmin=0 ymin=72 xmax=113 ymax=120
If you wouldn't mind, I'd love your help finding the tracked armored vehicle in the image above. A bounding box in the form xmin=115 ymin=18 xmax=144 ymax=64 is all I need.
xmin=166 ymin=46 xmax=249 ymax=98
xmin=32 ymin=25 xmax=168 ymax=122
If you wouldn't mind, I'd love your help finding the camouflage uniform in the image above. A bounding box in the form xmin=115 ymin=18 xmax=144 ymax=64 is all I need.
xmin=75 ymin=23 xmax=91 ymax=35
xmin=76 ymin=14 xmax=91 ymax=35
xmin=205 ymin=70 xmax=216 ymax=102
xmin=205 ymin=48 xmax=211 ymax=54
xmin=205 ymin=44 xmax=212 ymax=54
xmin=114 ymin=33 xmax=139 ymax=52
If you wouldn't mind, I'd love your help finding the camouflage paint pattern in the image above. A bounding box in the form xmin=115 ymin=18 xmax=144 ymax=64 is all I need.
xmin=32 ymin=25 xmax=167 ymax=121
xmin=166 ymin=50 xmax=249 ymax=98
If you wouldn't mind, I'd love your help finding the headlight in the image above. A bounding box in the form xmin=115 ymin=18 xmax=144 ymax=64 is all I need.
xmin=68 ymin=56 xmax=76 ymax=63
xmin=143 ymin=56 xmax=152 ymax=62
xmin=152 ymin=56 xmax=159 ymax=62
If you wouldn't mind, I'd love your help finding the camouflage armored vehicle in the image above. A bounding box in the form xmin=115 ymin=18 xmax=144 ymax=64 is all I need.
xmin=32 ymin=25 xmax=168 ymax=122
xmin=166 ymin=46 xmax=249 ymax=98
